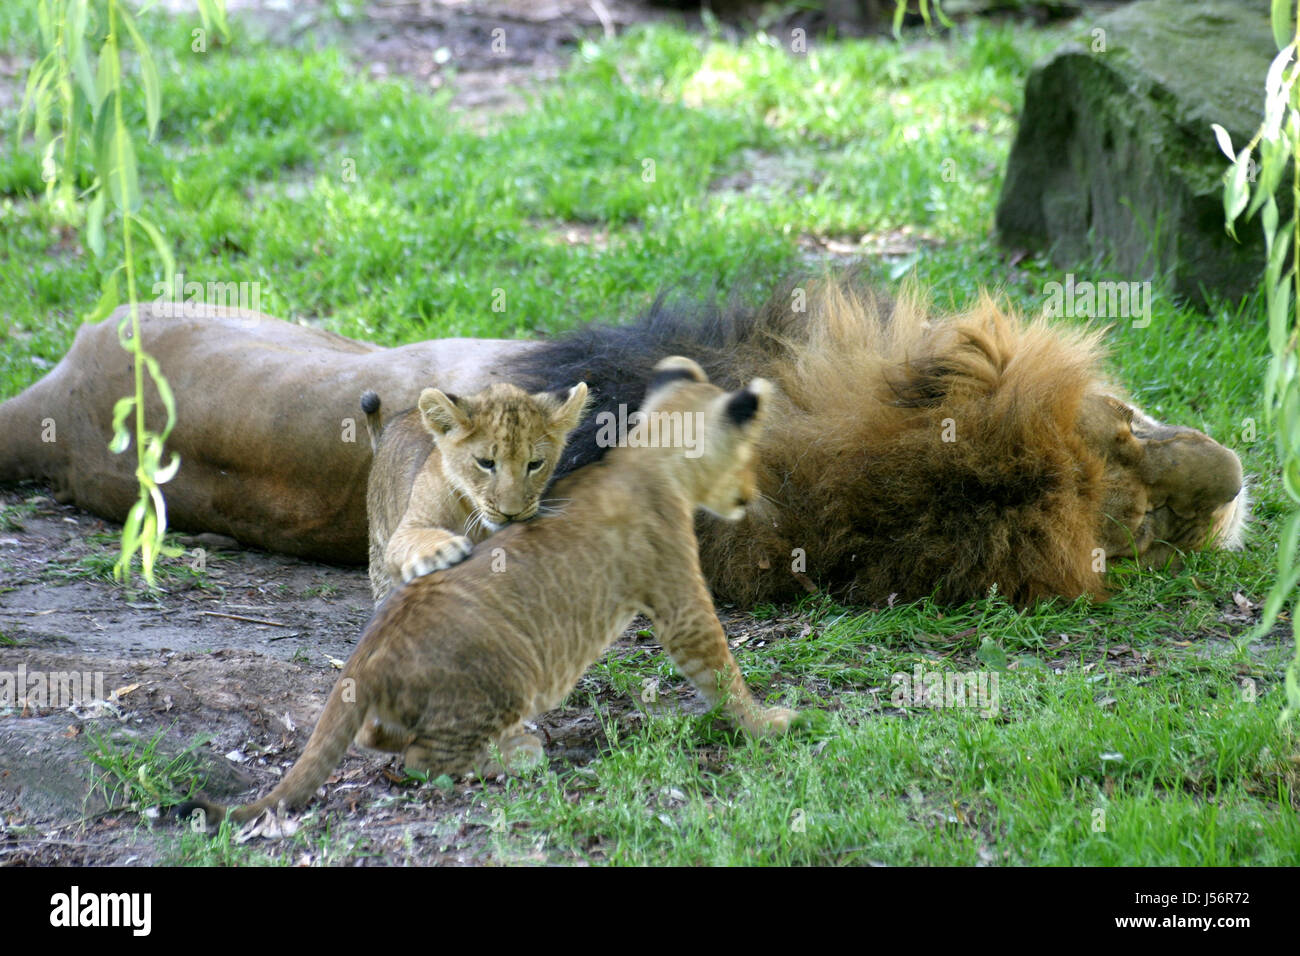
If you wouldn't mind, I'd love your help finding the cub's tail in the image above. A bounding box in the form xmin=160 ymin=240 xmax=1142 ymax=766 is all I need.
xmin=360 ymin=390 xmax=383 ymax=455
xmin=175 ymin=672 xmax=369 ymax=828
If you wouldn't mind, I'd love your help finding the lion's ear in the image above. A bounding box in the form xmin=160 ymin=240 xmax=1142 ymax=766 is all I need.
xmin=418 ymin=388 xmax=470 ymax=437
xmin=1103 ymin=395 xmax=1136 ymax=426
xmin=547 ymin=382 xmax=589 ymax=434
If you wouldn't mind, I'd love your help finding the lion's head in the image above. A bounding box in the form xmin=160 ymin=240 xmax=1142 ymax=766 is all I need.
xmin=513 ymin=275 xmax=1250 ymax=606
xmin=1083 ymin=394 xmax=1246 ymax=568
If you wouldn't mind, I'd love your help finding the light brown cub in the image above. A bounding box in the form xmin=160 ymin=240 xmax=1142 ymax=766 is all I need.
xmin=179 ymin=357 xmax=795 ymax=825
xmin=361 ymin=381 xmax=588 ymax=601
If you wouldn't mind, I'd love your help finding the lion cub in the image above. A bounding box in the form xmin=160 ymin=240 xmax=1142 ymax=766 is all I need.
xmin=361 ymin=380 xmax=589 ymax=601
xmin=179 ymin=358 xmax=796 ymax=825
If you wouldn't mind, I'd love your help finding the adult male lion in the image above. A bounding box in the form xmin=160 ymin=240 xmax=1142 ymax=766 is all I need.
xmin=0 ymin=275 xmax=1246 ymax=606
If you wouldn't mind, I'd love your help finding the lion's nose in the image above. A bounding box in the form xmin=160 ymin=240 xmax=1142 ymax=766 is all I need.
xmin=1142 ymin=431 xmax=1243 ymax=511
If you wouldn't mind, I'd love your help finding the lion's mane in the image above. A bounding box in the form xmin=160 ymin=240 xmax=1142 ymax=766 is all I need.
xmin=510 ymin=273 xmax=1116 ymax=606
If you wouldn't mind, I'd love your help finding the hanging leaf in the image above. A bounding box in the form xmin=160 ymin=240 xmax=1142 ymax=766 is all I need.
xmin=16 ymin=50 xmax=56 ymax=146
xmin=108 ymin=395 xmax=137 ymax=454
xmin=891 ymin=1 xmax=906 ymax=40
xmin=1223 ymin=150 xmax=1251 ymax=237
xmin=94 ymin=38 xmax=120 ymax=114
xmin=104 ymin=122 xmax=141 ymax=212
xmin=197 ymin=0 xmax=232 ymax=41
xmin=1248 ymin=135 xmax=1291 ymax=219
xmin=86 ymin=267 xmax=121 ymax=324
xmin=115 ymin=497 xmax=147 ymax=582
xmin=130 ymin=214 xmax=176 ymax=288
xmin=118 ymin=6 xmax=161 ymax=140
xmin=154 ymin=453 xmax=182 ymax=485
xmin=67 ymin=0 xmax=95 ymax=107
xmin=1210 ymin=123 xmax=1235 ymax=161
xmin=1272 ymin=0 xmax=1293 ymax=51
xmin=141 ymin=352 xmax=178 ymax=439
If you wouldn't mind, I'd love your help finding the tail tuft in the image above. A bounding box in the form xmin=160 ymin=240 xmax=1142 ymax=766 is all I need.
xmin=361 ymin=391 xmax=384 ymax=454
xmin=172 ymin=798 xmax=229 ymax=829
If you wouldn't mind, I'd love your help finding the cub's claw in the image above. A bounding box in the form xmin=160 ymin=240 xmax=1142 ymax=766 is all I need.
xmin=401 ymin=535 xmax=474 ymax=582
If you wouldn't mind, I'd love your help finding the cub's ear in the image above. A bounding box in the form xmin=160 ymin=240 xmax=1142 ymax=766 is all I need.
xmin=546 ymin=382 xmax=589 ymax=433
xmin=647 ymin=356 xmax=708 ymax=395
xmin=724 ymin=378 xmax=771 ymax=427
xmin=418 ymin=388 xmax=471 ymax=437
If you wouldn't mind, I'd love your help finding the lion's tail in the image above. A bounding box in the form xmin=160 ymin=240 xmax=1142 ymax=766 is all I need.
xmin=360 ymin=390 xmax=383 ymax=455
xmin=176 ymin=672 xmax=369 ymax=827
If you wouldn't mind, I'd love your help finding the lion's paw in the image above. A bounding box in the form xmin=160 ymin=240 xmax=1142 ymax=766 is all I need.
xmin=401 ymin=536 xmax=474 ymax=582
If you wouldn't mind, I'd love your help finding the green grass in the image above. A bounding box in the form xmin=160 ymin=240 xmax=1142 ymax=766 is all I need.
xmin=1 ymin=8 xmax=1295 ymax=864
xmin=38 ymin=530 xmax=213 ymax=588
xmin=85 ymin=725 xmax=211 ymax=812
xmin=0 ymin=499 xmax=39 ymax=532
xmin=480 ymin=681 xmax=1296 ymax=866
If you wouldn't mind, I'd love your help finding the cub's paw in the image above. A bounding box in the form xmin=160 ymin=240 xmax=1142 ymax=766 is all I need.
xmin=401 ymin=536 xmax=473 ymax=582
xmin=475 ymin=733 xmax=547 ymax=779
xmin=500 ymin=734 xmax=547 ymax=773
xmin=755 ymin=706 xmax=800 ymax=735
xmin=788 ymin=709 xmax=832 ymax=739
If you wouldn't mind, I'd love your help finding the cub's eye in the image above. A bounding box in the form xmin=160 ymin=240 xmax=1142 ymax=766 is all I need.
xmin=476 ymin=458 xmax=495 ymax=471
xmin=527 ymin=459 xmax=545 ymax=472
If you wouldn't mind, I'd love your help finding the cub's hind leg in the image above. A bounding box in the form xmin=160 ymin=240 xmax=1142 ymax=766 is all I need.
xmin=402 ymin=727 xmax=544 ymax=778
xmin=651 ymin=581 xmax=797 ymax=736
xmin=401 ymin=689 xmax=540 ymax=778
xmin=354 ymin=714 xmax=414 ymax=754
xmin=402 ymin=730 xmax=483 ymax=778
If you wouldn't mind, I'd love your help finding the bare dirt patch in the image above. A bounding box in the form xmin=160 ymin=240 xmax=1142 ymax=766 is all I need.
xmin=161 ymin=0 xmax=673 ymax=118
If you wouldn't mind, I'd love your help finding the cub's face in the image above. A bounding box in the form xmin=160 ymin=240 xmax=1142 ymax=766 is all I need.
xmin=1082 ymin=394 xmax=1247 ymax=566
xmin=419 ymin=382 xmax=589 ymax=530
xmin=638 ymin=358 xmax=770 ymax=521
xmin=697 ymin=430 xmax=761 ymax=521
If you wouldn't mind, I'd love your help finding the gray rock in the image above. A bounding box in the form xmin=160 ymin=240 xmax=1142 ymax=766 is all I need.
xmin=996 ymin=0 xmax=1286 ymax=305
